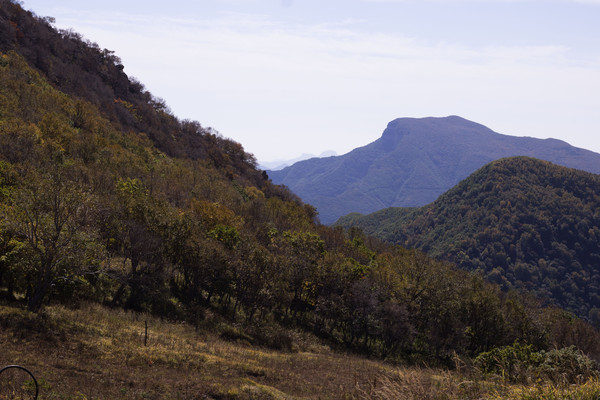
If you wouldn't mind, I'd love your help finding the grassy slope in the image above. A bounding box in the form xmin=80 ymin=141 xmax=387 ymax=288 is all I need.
xmin=2 ymin=302 xmax=600 ymax=400
xmin=0 ymin=302 xmax=466 ymax=399
xmin=1 ymin=302 xmax=379 ymax=399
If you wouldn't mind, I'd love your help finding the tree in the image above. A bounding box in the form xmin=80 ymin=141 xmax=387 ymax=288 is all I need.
xmin=105 ymin=177 xmax=174 ymax=313
xmin=270 ymin=230 xmax=325 ymax=319
xmin=1 ymin=164 xmax=105 ymax=311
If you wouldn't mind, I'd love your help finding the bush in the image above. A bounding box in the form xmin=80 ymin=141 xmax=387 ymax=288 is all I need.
xmin=475 ymin=343 xmax=598 ymax=384
xmin=475 ymin=342 xmax=543 ymax=383
xmin=247 ymin=321 xmax=297 ymax=352
xmin=216 ymin=322 xmax=253 ymax=344
xmin=538 ymin=346 xmax=599 ymax=384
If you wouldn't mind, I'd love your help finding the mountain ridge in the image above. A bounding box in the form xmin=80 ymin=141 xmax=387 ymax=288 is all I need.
xmin=335 ymin=156 xmax=600 ymax=322
xmin=269 ymin=116 xmax=600 ymax=224
xmin=259 ymin=150 xmax=338 ymax=171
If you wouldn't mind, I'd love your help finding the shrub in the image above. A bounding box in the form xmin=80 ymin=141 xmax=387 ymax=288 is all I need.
xmin=475 ymin=342 xmax=543 ymax=383
xmin=216 ymin=322 xmax=253 ymax=344
xmin=246 ymin=321 xmax=297 ymax=352
xmin=538 ymin=346 xmax=598 ymax=384
xmin=475 ymin=343 xmax=598 ymax=384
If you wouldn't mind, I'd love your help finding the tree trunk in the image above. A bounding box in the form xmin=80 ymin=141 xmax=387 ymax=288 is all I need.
xmin=27 ymin=279 xmax=49 ymax=312
xmin=27 ymin=260 xmax=53 ymax=312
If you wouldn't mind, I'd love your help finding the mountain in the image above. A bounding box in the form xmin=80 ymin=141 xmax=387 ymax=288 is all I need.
xmin=336 ymin=157 xmax=600 ymax=322
xmin=259 ymin=150 xmax=337 ymax=171
xmin=268 ymin=116 xmax=600 ymax=224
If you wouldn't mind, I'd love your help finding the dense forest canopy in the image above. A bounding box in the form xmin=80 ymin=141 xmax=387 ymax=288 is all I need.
xmin=336 ymin=157 xmax=600 ymax=324
xmin=1 ymin=0 xmax=600 ymax=368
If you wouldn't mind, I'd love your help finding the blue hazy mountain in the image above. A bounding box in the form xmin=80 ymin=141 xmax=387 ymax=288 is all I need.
xmin=268 ymin=116 xmax=600 ymax=224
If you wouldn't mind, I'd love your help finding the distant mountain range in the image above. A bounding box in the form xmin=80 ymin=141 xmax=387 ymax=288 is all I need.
xmin=268 ymin=116 xmax=600 ymax=224
xmin=336 ymin=157 xmax=600 ymax=322
xmin=259 ymin=150 xmax=337 ymax=171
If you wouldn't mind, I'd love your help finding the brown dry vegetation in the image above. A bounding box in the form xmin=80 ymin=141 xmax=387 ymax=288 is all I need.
xmin=3 ymin=302 xmax=600 ymax=399
xmin=0 ymin=302 xmax=482 ymax=399
xmin=0 ymin=302 xmax=397 ymax=399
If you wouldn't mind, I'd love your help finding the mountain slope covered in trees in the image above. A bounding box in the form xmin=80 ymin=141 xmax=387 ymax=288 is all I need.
xmin=2 ymin=3 xmax=600 ymax=396
xmin=336 ymin=157 xmax=600 ymax=323
xmin=269 ymin=116 xmax=600 ymax=224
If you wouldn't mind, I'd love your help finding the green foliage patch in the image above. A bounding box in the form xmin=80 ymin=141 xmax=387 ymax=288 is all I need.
xmin=339 ymin=157 xmax=600 ymax=322
xmin=476 ymin=342 xmax=598 ymax=384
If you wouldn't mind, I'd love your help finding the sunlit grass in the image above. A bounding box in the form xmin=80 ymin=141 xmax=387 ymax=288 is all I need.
xmin=496 ymin=378 xmax=600 ymax=400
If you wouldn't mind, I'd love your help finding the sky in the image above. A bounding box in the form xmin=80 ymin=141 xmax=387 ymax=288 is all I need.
xmin=21 ymin=0 xmax=600 ymax=163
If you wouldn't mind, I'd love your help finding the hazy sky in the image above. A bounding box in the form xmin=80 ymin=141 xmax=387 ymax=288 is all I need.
xmin=22 ymin=0 xmax=600 ymax=163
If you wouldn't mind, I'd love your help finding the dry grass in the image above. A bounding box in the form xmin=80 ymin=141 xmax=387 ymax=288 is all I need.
xmin=0 ymin=303 xmax=391 ymax=399
xmin=487 ymin=378 xmax=600 ymax=400
xmin=2 ymin=303 xmax=600 ymax=399
xmin=352 ymin=368 xmax=506 ymax=400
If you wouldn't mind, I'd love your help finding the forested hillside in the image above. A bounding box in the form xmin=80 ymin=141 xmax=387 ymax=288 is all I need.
xmin=336 ymin=157 xmax=600 ymax=323
xmin=1 ymin=0 xmax=599 ymax=381
xmin=269 ymin=116 xmax=600 ymax=224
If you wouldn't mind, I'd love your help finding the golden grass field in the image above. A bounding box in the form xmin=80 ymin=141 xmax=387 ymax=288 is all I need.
xmin=2 ymin=303 xmax=600 ymax=399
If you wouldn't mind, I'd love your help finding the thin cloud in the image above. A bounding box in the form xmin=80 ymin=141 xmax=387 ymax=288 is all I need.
xmin=44 ymin=7 xmax=600 ymax=160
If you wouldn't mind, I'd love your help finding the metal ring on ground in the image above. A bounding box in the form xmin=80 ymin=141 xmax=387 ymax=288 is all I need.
xmin=0 ymin=365 xmax=39 ymax=400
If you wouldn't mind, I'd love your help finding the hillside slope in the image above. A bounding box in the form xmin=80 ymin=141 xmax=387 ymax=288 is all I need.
xmin=269 ymin=116 xmax=600 ymax=224
xmin=2 ymin=1 xmax=600 ymax=382
xmin=0 ymin=0 xmax=255 ymax=166
xmin=336 ymin=157 xmax=600 ymax=321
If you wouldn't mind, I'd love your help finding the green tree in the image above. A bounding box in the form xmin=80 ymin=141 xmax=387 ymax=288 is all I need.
xmin=270 ymin=230 xmax=325 ymax=319
xmin=1 ymin=164 xmax=105 ymax=311
xmin=106 ymin=177 xmax=174 ymax=313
